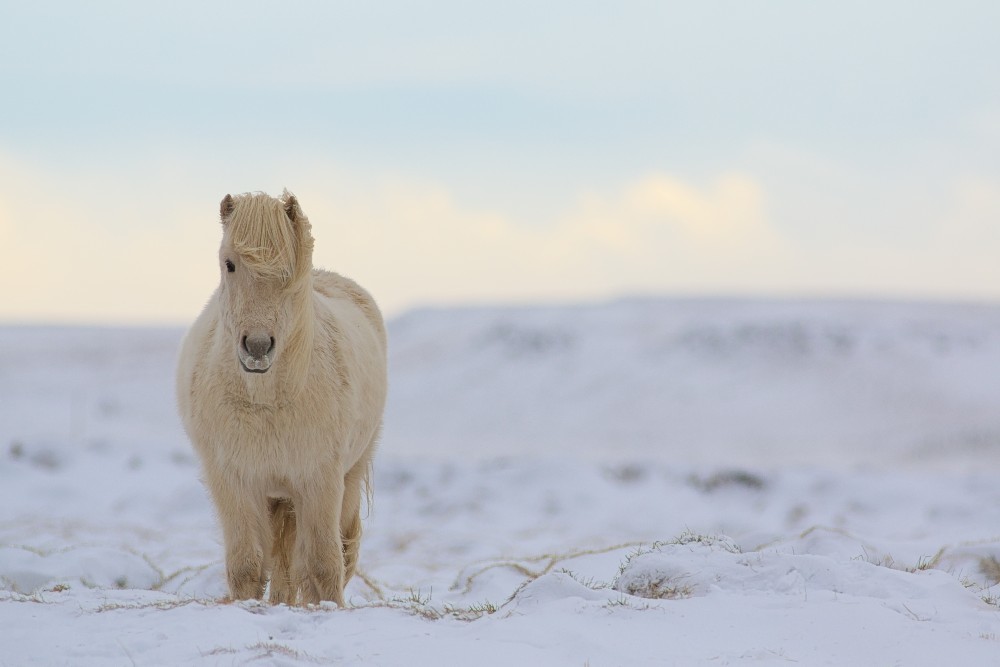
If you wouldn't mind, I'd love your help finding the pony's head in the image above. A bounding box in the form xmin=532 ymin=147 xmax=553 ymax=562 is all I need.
xmin=217 ymin=190 xmax=314 ymax=375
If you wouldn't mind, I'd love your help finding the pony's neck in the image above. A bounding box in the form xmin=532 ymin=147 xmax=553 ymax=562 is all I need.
xmin=280 ymin=276 xmax=316 ymax=399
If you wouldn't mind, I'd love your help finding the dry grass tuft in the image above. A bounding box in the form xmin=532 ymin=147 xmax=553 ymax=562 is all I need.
xmin=979 ymin=556 xmax=1000 ymax=586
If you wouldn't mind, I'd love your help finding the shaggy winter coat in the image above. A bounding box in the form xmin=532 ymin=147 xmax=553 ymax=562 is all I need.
xmin=176 ymin=190 xmax=387 ymax=606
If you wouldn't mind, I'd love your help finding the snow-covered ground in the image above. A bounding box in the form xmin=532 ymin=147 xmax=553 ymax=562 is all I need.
xmin=3 ymin=298 xmax=1000 ymax=665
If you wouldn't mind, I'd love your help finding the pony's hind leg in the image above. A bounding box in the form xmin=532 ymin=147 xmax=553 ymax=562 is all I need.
xmin=267 ymin=497 xmax=297 ymax=605
xmin=340 ymin=457 xmax=370 ymax=585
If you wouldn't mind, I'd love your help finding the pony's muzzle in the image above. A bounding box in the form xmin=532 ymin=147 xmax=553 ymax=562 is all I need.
xmin=239 ymin=332 xmax=275 ymax=373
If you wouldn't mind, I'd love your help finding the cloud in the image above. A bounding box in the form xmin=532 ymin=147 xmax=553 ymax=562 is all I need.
xmin=916 ymin=177 xmax=1000 ymax=291
xmin=940 ymin=178 xmax=1000 ymax=243
xmin=623 ymin=173 xmax=766 ymax=240
xmin=561 ymin=172 xmax=784 ymax=261
xmin=2 ymin=149 xmax=998 ymax=325
xmin=0 ymin=154 xmax=218 ymax=323
xmin=299 ymin=170 xmax=789 ymax=312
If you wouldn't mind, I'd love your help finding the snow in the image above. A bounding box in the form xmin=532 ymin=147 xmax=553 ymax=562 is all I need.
xmin=3 ymin=298 xmax=1000 ymax=665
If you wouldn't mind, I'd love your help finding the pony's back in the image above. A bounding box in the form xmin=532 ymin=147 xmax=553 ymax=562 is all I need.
xmin=313 ymin=269 xmax=386 ymax=349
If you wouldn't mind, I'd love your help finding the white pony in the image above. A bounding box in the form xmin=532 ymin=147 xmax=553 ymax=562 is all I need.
xmin=176 ymin=190 xmax=387 ymax=606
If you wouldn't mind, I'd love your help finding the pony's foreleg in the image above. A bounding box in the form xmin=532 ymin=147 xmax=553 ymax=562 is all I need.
xmin=293 ymin=475 xmax=346 ymax=606
xmin=212 ymin=480 xmax=269 ymax=601
xmin=268 ymin=497 xmax=297 ymax=605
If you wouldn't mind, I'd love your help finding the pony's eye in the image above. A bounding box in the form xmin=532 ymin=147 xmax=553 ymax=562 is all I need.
xmin=225 ymin=259 xmax=235 ymax=273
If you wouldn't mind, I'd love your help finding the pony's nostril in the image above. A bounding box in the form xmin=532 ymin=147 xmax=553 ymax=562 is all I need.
xmin=240 ymin=335 xmax=249 ymax=352
xmin=244 ymin=332 xmax=274 ymax=360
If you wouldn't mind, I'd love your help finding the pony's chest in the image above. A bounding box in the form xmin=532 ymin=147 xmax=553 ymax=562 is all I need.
xmin=196 ymin=394 xmax=313 ymax=447
xmin=218 ymin=397 xmax=312 ymax=441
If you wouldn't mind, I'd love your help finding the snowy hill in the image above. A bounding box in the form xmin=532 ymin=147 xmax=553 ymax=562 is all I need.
xmin=3 ymin=298 xmax=1000 ymax=665
xmin=386 ymin=297 xmax=1000 ymax=469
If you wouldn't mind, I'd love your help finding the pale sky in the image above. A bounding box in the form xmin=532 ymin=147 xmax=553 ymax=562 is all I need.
xmin=2 ymin=1 xmax=999 ymax=323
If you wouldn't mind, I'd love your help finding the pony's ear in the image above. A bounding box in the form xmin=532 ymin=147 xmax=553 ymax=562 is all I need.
xmin=281 ymin=189 xmax=314 ymax=268
xmin=220 ymin=194 xmax=235 ymax=222
xmin=282 ymin=190 xmax=301 ymax=223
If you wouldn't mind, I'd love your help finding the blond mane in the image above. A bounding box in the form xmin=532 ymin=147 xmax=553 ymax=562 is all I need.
xmin=226 ymin=192 xmax=301 ymax=281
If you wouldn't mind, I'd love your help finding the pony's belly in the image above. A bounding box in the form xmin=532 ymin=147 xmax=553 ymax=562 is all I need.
xmin=265 ymin=482 xmax=295 ymax=501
